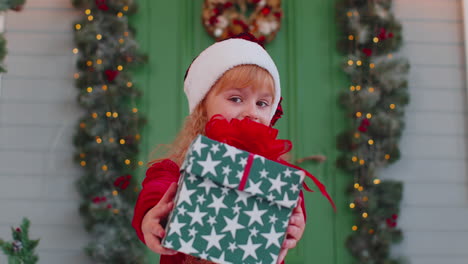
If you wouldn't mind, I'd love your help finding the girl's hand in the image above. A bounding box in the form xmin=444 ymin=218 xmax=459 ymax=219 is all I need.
xmin=141 ymin=182 xmax=179 ymax=255
xmin=276 ymin=196 xmax=305 ymax=264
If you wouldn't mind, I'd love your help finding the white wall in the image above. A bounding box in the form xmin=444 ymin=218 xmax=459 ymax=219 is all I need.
xmin=384 ymin=0 xmax=468 ymax=264
xmin=0 ymin=0 xmax=91 ymax=263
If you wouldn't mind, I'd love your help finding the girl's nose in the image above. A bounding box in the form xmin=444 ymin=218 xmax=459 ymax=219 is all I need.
xmin=241 ymin=103 xmax=259 ymax=121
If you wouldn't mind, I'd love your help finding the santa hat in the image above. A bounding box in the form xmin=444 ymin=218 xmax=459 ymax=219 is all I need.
xmin=183 ymin=36 xmax=281 ymax=121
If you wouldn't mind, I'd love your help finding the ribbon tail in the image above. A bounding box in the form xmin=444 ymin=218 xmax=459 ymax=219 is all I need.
xmin=282 ymin=161 xmax=336 ymax=211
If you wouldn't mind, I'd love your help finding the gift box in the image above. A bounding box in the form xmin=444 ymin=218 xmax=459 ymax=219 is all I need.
xmin=161 ymin=135 xmax=306 ymax=264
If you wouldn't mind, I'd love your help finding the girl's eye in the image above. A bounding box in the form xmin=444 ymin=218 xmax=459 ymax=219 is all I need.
xmin=229 ymin=97 xmax=242 ymax=103
xmin=257 ymin=101 xmax=269 ymax=107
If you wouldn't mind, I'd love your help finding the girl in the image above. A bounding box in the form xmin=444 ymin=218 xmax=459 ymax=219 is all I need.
xmin=132 ymin=35 xmax=306 ymax=264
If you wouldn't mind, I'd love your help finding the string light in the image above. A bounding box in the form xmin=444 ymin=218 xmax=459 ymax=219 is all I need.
xmin=350 ymin=86 xmax=355 ymax=91
xmin=352 ymin=225 xmax=358 ymax=231
xmin=359 ymin=159 xmax=365 ymax=165
xmin=373 ymin=37 xmax=379 ymax=43
xmin=373 ymin=179 xmax=381 ymax=184
xmin=117 ymin=65 xmax=124 ymax=71
xmin=88 ymin=15 xmax=94 ymax=21
xmin=75 ymin=24 xmax=81 ymax=30
xmin=96 ymin=59 xmax=103 ymax=64
xmin=109 ymin=138 xmax=115 ymax=143
xmin=368 ymin=139 xmax=374 ymax=145
xmin=366 ymin=113 xmax=372 ymax=119
xmin=112 ymin=112 xmax=119 ymax=118
xmin=96 ymin=34 xmax=102 ymax=40
xmin=72 ymin=48 xmax=79 ymax=54
xmin=112 ymin=190 xmax=118 ymax=196
xmin=369 ymin=63 xmax=375 ymax=69
xmin=127 ymin=82 xmax=133 ymax=87
xmin=132 ymin=108 xmax=138 ymax=113
xmin=356 ymin=60 xmax=362 ymax=66
xmin=119 ymin=38 xmax=125 ymax=44
xmin=354 ymin=132 xmax=360 ymax=138
xmin=138 ymin=161 xmax=144 ymax=166
xmin=113 ymin=209 xmax=120 ymax=214
xmin=79 ymin=122 xmax=86 ymax=129
xmin=384 ymin=154 xmax=390 ymax=160
xmin=80 ymin=161 xmax=86 ymax=166
xmin=125 ymin=159 xmax=131 ymax=165
xmin=368 ymin=87 xmax=375 ymax=92
xmin=102 ymin=85 xmax=108 ymax=91
xmin=352 ymin=156 xmax=358 ymax=162
xmin=124 ymin=31 xmax=129 ymax=37
xmin=87 ymin=87 xmax=93 ymax=93
xmin=106 ymin=112 xmax=112 ymax=117
xmin=356 ymin=85 xmax=361 ymax=91
xmin=354 ymin=183 xmax=359 ymax=189
xmin=362 ymin=212 xmax=368 ymax=218
xmin=356 ymin=112 xmax=362 ymax=118
xmin=102 ymin=165 xmax=108 ymax=171
xmin=123 ymin=6 xmax=129 ymax=11
xmin=119 ymin=139 xmax=125 ymax=144
xmin=349 ymin=203 xmax=356 ymax=208
xmin=348 ymin=35 xmax=354 ymax=40
xmin=347 ymin=60 xmax=354 ymax=66
xmin=347 ymin=11 xmax=353 ymax=17
xmin=387 ymin=53 xmax=393 ymax=59
xmin=74 ymin=73 xmax=80 ymax=79
xmin=358 ymin=186 xmax=364 ymax=192
xmin=96 ymin=137 xmax=102 ymax=144
xmin=389 ymin=104 xmax=396 ymax=109
xmin=368 ymin=229 xmax=375 ymax=234
xmin=85 ymin=9 xmax=91 ymax=15
xmin=86 ymin=61 xmax=93 ymax=67
xmin=92 ymin=113 xmax=98 ymax=119
xmin=363 ymin=196 xmax=369 ymax=202
xmin=117 ymin=12 xmax=124 ymax=17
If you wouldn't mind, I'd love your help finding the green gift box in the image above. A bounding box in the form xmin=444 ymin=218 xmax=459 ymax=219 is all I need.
xmin=162 ymin=135 xmax=305 ymax=263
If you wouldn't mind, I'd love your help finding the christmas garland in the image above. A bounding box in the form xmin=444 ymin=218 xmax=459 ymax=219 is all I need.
xmin=0 ymin=0 xmax=26 ymax=72
xmin=0 ymin=218 xmax=39 ymax=264
xmin=335 ymin=1 xmax=409 ymax=263
xmin=202 ymin=0 xmax=282 ymax=45
xmin=72 ymin=0 xmax=147 ymax=262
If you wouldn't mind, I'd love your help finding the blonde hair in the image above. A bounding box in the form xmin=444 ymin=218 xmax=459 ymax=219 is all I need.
xmin=150 ymin=64 xmax=275 ymax=166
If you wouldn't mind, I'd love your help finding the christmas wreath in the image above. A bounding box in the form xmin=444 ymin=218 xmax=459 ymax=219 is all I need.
xmin=202 ymin=0 xmax=282 ymax=45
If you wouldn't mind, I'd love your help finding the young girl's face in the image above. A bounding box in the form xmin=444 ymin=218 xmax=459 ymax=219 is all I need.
xmin=204 ymin=65 xmax=275 ymax=126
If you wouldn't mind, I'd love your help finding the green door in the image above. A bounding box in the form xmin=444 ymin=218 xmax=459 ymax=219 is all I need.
xmin=132 ymin=0 xmax=352 ymax=263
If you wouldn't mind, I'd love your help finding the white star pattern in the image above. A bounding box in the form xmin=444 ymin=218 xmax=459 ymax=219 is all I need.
xmin=192 ymin=136 xmax=208 ymax=157
xmin=270 ymin=253 xmax=279 ymax=263
xmin=261 ymin=225 xmax=283 ymax=249
xmin=201 ymin=227 xmax=225 ymax=251
xmin=228 ymin=242 xmax=237 ymax=252
xmin=245 ymin=179 xmax=263 ymax=196
xmin=178 ymin=237 xmax=198 ymax=255
xmin=199 ymin=177 xmax=217 ymax=194
xmin=196 ymin=194 xmax=206 ymax=204
xmin=207 ymin=215 xmax=217 ymax=226
xmin=221 ymin=214 xmax=245 ymax=239
xmin=185 ymin=156 xmax=195 ymax=172
xmin=187 ymin=205 xmax=207 ymax=226
xmin=210 ymin=143 xmax=220 ymax=154
xmin=238 ymin=236 xmax=262 ymax=261
xmin=232 ymin=204 xmax=241 ymax=215
xmin=210 ymin=252 xmax=231 ymax=264
xmin=277 ymin=192 xmax=297 ymax=208
xmin=164 ymin=240 xmax=173 ymax=248
xmin=177 ymin=205 xmax=187 ymax=216
xmin=199 ymin=251 xmax=209 ymax=260
xmin=168 ymin=216 xmax=185 ymax=237
xmin=187 ymin=173 xmax=198 ymax=183
xmin=283 ymin=220 xmax=289 ymax=228
xmin=222 ymin=144 xmax=242 ymax=162
xmin=221 ymin=186 xmax=230 ymax=195
xmin=188 ymin=226 xmax=198 ymax=237
xmin=239 ymin=157 xmax=248 ymax=167
xmin=177 ymin=182 xmax=196 ymax=206
xmin=259 ymin=168 xmax=269 ymax=178
xmin=235 ymin=170 xmax=243 ymax=180
xmin=268 ymin=173 xmax=287 ymax=194
xmin=223 ymin=175 xmax=237 ymax=188
xmin=197 ymin=153 xmax=221 ymax=177
xmin=284 ymin=168 xmax=293 ymax=178
xmin=222 ymin=165 xmax=232 ymax=176
xmin=234 ymin=190 xmax=250 ymax=206
xmin=249 ymin=226 xmax=259 ymax=237
xmin=290 ymin=183 xmax=299 ymax=193
xmin=243 ymin=202 xmax=267 ymax=226
xmin=208 ymin=193 xmax=228 ymax=214
xmin=266 ymin=192 xmax=276 ymax=202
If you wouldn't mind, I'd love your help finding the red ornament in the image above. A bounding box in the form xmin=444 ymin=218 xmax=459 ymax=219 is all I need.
xmin=92 ymin=196 xmax=107 ymax=204
xmin=361 ymin=118 xmax=370 ymax=127
xmin=362 ymin=48 xmax=373 ymax=57
xmin=15 ymin=228 xmax=21 ymax=233
xmin=261 ymin=7 xmax=271 ymax=15
xmin=358 ymin=126 xmax=367 ymax=133
xmin=213 ymin=8 xmax=220 ymax=15
xmin=386 ymin=217 xmax=397 ymax=228
xmin=105 ymin=69 xmax=120 ymax=82
xmin=95 ymin=0 xmax=109 ymax=11
xmin=392 ymin=214 xmax=398 ymax=220
xmin=209 ymin=15 xmax=219 ymax=25
xmin=114 ymin=174 xmax=132 ymax=190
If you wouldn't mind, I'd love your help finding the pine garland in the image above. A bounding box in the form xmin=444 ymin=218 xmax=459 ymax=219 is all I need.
xmin=72 ymin=0 xmax=147 ymax=262
xmin=335 ymin=1 xmax=409 ymax=263
xmin=0 ymin=218 xmax=39 ymax=264
xmin=0 ymin=0 xmax=26 ymax=72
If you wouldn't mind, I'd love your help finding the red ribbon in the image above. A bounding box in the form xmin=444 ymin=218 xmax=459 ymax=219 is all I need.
xmin=238 ymin=153 xmax=254 ymax=191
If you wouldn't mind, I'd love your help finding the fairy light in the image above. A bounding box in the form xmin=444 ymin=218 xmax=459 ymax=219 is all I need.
xmin=124 ymin=31 xmax=129 ymax=37
xmin=363 ymin=196 xmax=369 ymax=202
xmin=123 ymin=6 xmax=129 ymax=11
xmin=356 ymin=60 xmax=362 ymax=66
xmin=347 ymin=11 xmax=353 ymax=17
xmin=102 ymin=165 xmax=108 ymax=171
xmin=388 ymin=53 xmax=393 ymax=59
xmin=120 ymin=139 xmax=126 ymax=144
xmin=92 ymin=113 xmax=98 ymax=119
xmin=359 ymin=159 xmax=365 ymax=165
xmin=127 ymin=82 xmax=133 ymax=87
xmin=368 ymin=229 xmax=375 ymax=234
xmin=80 ymin=153 xmax=86 ymax=158
xmin=85 ymin=9 xmax=91 ymax=15
xmin=352 ymin=156 xmax=358 ymax=162
xmin=354 ymin=132 xmax=360 ymax=138
xmin=96 ymin=137 xmax=102 ymax=144
xmin=112 ymin=190 xmax=118 ymax=196
xmin=350 ymin=86 xmax=355 ymax=91
xmin=80 ymin=161 xmax=86 ymax=166
xmin=368 ymin=139 xmax=374 ymax=145
xmin=117 ymin=12 xmax=123 ymax=17
xmin=87 ymin=87 xmax=93 ymax=93
xmin=96 ymin=59 xmax=103 ymax=65
xmin=132 ymin=108 xmax=138 ymax=113
xmin=347 ymin=60 xmax=354 ymax=66
xmin=349 ymin=203 xmax=356 ymax=209
xmin=138 ymin=161 xmax=144 ymax=166
xmin=358 ymin=186 xmax=364 ymax=192
xmin=119 ymin=38 xmax=125 ymax=44
xmin=102 ymin=85 xmax=108 ymax=91
xmin=106 ymin=112 xmax=112 ymax=117
xmin=352 ymin=225 xmax=358 ymax=231
xmin=72 ymin=48 xmax=79 ymax=54
xmin=125 ymin=159 xmax=131 ymax=165
xmin=96 ymin=34 xmax=102 ymax=40
xmin=366 ymin=113 xmax=372 ymax=119
xmin=354 ymin=183 xmax=359 ymax=189
xmin=112 ymin=112 xmax=119 ymax=118
xmin=75 ymin=24 xmax=82 ymax=30
xmin=80 ymin=122 xmax=86 ymax=129
xmin=117 ymin=65 xmax=124 ymax=71
xmin=368 ymin=87 xmax=375 ymax=92
xmin=74 ymin=73 xmax=80 ymax=79
xmin=362 ymin=212 xmax=368 ymax=218
xmin=356 ymin=85 xmax=361 ymax=91
xmin=356 ymin=112 xmax=362 ymax=118
xmin=373 ymin=179 xmax=381 ymax=184
xmin=88 ymin=15 xmax=94 ymax=21
xmin=113 ymin=209 xmax=119 ymax=214
xmin=348 ymin=35 xmax=354 ymax=40
xmin=373 ymin=37 xmax=379 ymax=43
xmin=384 ymin=154 xmax=390 ymax=160
xmin=135 ymin=134 xmax=141 ymax=140
xmin=369 ymin=63 xmax=375 ymax=69
xmin=109 ymin=138 xmax=115 ymax=143
xmin=86 ymin=61 xmax=93 ymax=67
xmin=389 ymin=104 xmax=396 ymax=109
